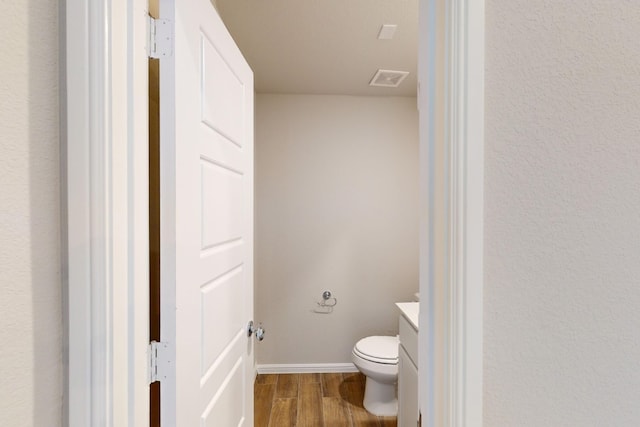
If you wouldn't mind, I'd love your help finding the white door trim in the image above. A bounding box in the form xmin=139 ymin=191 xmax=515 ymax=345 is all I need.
xmin=418 ymin=0 xmax=484 ymax=426
xmin=64 ymin=0 xmax=483 ymax=425
xmin=449 ymin=0 xmax=484 ymax=425
xmin=62 ymin=0 xmax=149 ymax=425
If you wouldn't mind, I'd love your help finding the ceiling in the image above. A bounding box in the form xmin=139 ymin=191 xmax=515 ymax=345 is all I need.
xmin=215 ymin=0 xmax=419 ymax=97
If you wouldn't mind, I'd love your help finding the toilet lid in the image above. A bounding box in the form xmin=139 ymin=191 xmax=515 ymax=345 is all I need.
xmin=354 ymin=336 xmax=399 ymax=364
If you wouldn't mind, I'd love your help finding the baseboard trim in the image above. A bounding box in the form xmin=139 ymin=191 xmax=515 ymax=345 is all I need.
xmin=256 ymin=363 xmax=358 ymax=374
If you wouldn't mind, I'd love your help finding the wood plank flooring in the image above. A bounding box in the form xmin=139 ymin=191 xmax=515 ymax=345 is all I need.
xmin=255 ymin=372 xmax=397 ymax=427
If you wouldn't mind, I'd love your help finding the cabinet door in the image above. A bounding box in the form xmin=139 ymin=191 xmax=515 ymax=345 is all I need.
xmin=398 ymin=345 xmax=419 ymax=427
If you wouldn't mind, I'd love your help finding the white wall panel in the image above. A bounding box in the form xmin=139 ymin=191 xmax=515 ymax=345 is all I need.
xmin=0 ymin=2 xmax=61 ymax=426
xmin=485 ymin=1 xmax=640 ymax=425
xmin=255 ymin=94 xmax=419 ymax=364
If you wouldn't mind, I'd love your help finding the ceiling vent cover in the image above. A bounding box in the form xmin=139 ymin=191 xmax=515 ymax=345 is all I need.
xmin=369 ymin=69 xmax=410 ymax=88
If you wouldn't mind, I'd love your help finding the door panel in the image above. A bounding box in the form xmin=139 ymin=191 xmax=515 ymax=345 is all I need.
xmin=159 ymin=0 xmax=254 ymax=425
xmin=201 ymin=34 xmax=245 ymax=145
xmin=201 ymin=266 xmax=245 ymax=374
xmin=201 ymin=160 xmax=244 ymax=247
xmin=201 ymin=359 xmax=244 ymax=427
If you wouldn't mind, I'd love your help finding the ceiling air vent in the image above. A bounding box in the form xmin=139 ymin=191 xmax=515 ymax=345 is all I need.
xmin=369 ymin=69 xmax=410 ymax=88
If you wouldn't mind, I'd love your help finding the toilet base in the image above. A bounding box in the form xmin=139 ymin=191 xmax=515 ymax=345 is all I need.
xmin=362 ymin=376 xmax=398 ymax=417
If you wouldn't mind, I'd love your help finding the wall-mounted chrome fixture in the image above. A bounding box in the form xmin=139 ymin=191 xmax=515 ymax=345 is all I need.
xmin=314 ymin=290 xmax=338 ymax=314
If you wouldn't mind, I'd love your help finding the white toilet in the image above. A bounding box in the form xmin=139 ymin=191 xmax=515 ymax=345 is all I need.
xmin=351 ymin=335 xmax=399 ymax=416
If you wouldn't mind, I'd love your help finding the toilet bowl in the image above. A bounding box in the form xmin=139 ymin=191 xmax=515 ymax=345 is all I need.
xmin=351 ymin=335 xmax=399 ymax=417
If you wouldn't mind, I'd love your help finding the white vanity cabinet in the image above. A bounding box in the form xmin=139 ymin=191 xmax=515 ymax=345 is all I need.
xmin=396 ymin=303 xmax=419 ymax=427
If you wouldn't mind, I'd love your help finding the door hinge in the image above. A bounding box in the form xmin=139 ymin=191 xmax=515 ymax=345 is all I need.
xmin=147 ymin=16 xmax=173 ymax=59
xmin=149 ymin=341 xmax=170 ymax=384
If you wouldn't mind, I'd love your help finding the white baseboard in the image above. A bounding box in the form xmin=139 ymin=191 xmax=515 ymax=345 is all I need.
xmin=256 ymin=363 xmax=358 ymax=374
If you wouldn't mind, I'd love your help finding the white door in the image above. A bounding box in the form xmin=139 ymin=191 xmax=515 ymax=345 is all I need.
xmin=159 ymin=0 xmax=254 ymax=425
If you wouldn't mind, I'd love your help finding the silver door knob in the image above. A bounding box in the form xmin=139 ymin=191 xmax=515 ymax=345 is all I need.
xmin=247 ymin=321 xmax=265 ymax=342
xmin=255 ymin=325 xmax=265 ymax=341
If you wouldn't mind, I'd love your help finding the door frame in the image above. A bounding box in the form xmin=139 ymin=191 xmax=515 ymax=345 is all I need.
xmin=62 ymin=0 xmax=149 ymax=425
xmin=62 ymin=0 xmax=484 ymax=426
xmin=418 ymin=0 xmax=484 ymax=426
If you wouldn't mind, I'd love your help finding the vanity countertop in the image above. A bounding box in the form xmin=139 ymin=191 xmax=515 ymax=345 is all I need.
xmin=395 ymin=302 xmax=419 ymax=331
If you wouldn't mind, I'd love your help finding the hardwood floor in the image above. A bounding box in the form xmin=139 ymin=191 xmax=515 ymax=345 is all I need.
xmin=255 ymin=372 xmax=397 ymax=427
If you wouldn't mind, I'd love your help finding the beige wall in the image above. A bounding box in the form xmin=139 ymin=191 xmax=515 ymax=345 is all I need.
xmin=485 ymin=1 xmax=640 ymax=425
xmin=255 ymin=94 xmax=419 ymax=365
xmin=0 ymin=1 xmax=61 ymax=427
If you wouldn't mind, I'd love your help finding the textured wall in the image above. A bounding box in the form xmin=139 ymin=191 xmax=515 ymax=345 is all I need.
xmin=485 ymin=1 xmax=640 ymax=425
xmin=255 ymin=94 xmax=419 ymax=365
xmin=0 ymin=1 xmax=61 ymax=426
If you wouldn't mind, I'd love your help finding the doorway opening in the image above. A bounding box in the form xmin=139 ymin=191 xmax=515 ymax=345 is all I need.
xmin=62 ymin=0 xmax=483 ymax=424
xmin=149 ymin=2 xmax=161 ymax=426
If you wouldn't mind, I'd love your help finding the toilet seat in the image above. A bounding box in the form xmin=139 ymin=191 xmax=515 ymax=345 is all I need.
xmin=353 ymin=336 xmax=399 ymax=365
